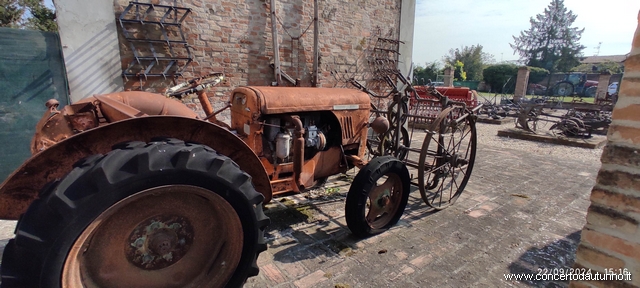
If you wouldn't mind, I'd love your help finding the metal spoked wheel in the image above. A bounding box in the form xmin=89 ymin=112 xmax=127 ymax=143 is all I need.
xmin=63 ymin=185 xmax=244 ymax=288
xmin=417 ymin=107 xmax=477 ymax=210
xmin=387 ymin=100 xmax=408 ymax=128
xmin=378 ymin=126 xmax=410 ymax=160
xmin=551 ymin=117 xmax=586 ymax=137
xmin=366 ymin=103 xmax=385 ymax=159
xmin=517 ymin=105 xmax=544 ymax=133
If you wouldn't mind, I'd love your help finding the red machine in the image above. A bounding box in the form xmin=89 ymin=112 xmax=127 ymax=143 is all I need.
xmin=410 ymin=86 xmax=478 ymax=108
xmin=409 ymin=86 xmax=478 ymax=125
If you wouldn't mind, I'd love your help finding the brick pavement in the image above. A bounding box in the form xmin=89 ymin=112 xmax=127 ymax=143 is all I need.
xmin=0 ymin=126 xmax=600 ymax=287
xmin=245 ymin=128 xmax=600 ymax=288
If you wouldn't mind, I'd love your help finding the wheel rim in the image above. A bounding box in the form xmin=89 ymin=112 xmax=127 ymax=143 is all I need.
xmin=62 ymin=185 xmax=244 ymax=288
xmin=364 ymin=173 xmax=404 ymax=229
xmin=525 ymin=106 xmax=541 ymax=132
xmin=555 ymin=83 xmax=573 ymax=96
xmin=387 ymin=100 xmax=408 ymax=128
xmin=378 ymin=127 xmax=409 ymax=160
xmin=366 ymin=106 xmax=384 ymax=159
xmin=418 ymin=107 xmax=476 ymax=209
xmin=366 ymin=133 xmax=382 ymax=159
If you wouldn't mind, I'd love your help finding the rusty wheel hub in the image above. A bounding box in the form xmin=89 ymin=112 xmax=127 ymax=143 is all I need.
xmin=62 ymin=185 xmax=244 ymax=288
xmin=377 ymin=194 xmax=391 ymax=207
xmin=365 ymin=174 xmax=403 ymax=229
xmin=127 ymin=215 xmax=194 ymax=270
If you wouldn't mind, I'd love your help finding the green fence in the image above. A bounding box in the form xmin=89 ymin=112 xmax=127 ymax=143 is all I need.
xmin=452 ymin=80 xmax=480 ymax=90
xmin=0 ymin=27 xmax=69 ymax=182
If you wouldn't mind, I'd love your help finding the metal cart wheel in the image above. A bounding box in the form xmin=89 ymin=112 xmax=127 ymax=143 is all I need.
xmin=378 ymin=126 xmax=410 ymax=161
xmin=417 ymin=106 xmax=477 ymax=210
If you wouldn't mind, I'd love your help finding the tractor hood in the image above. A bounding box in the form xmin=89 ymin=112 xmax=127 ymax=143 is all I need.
xmin=231 ymin=86 xmax=370 ymax=114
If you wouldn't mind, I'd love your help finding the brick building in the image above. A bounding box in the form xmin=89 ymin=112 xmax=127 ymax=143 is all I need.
xmin=54 ymin=0 xmax=416 ymax=107
xmin=570 ymin=11 xmax=640 ymax=288
xmin=50 ymin=1 xmax=640 ymax=286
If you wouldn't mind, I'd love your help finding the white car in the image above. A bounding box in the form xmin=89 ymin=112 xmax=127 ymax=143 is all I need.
xmin=608 ymin=82 xmax=619 ymax=96
xmin=607 ymin=82 xmax=619 ymax=105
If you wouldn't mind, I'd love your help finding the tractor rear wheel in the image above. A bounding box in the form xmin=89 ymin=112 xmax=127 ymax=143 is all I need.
xmin=1 ymin=138 xmax=269 ymax=288
xmin=584 ymin=86 xmax=597 ymax=97
xmin=553 ymin=81 xmax=574 ymax=96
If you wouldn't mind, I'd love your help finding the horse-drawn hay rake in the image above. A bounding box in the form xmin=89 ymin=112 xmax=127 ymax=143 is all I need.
xmin=347 ymin=71 xmax=482 ymax=210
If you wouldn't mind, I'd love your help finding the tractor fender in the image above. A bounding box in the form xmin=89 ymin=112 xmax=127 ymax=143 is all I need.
xmin=0 ymin=116 xmax=272 ymax=220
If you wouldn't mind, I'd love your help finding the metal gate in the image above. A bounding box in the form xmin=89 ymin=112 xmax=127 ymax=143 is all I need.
xmin=0 ymin=27 xmax=69 ymax=182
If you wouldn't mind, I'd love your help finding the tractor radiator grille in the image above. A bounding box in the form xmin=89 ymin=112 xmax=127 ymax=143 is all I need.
xmin=340 ymin=116 xmax=354 ymax=139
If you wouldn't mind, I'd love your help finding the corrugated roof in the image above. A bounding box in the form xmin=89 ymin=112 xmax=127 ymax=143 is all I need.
xmin=580 ymin=54 xmax=628 ymax=64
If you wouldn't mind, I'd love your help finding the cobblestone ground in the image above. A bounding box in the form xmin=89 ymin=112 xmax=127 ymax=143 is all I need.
xmin=0 ymin=123 xmax=601 ymax=287
xmin=246 ymin=126 xmax=600 ymax=288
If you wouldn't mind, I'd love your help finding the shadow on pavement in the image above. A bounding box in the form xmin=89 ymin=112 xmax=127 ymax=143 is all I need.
xmin=508 ymin=230 xmax=581 ymax=287
xmin=265 ymin=185 xmax=439 ymax=264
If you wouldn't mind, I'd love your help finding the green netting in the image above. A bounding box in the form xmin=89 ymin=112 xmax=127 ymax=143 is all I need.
xmin=0 ymin=27 xmax=69 ymax=182
xmin=453 ymin=81 xmax=480 ymax=90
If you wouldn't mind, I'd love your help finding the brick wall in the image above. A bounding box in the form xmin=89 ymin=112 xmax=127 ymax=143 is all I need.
xmin=112 ymin=0 xmax=401 ymax=118
xmin=571 ymin=11 xmax=640 ymax=288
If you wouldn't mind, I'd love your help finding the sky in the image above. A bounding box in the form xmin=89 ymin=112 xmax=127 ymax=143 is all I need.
xmin=43 ymin=0 xmax=637 ymax=66
xmin=412 ymin=0 xmax=640 ymax=67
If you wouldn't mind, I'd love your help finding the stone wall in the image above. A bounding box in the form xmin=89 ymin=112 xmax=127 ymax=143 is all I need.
xmin=570 ymin=11 xmax=640 ymax=288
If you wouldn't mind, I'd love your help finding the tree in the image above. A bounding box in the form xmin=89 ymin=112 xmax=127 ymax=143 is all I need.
xmin=528 ymin=66 xmax=550 ymax=84
xmin=412 ymin=61 xmax=442 ymax=85
xmin=0 ymin=0 xmax=56 ymax=31
xmin=25 ymin=1 xmax=56 ymax=31
xmin=443 ymin=44 xmax=494 ymax=81
xmin=0 ymin=0 xmax=23 ymax=28
xmin=570 ymin=61 xmax=624 ymax=74
xmin=483 ymin=64 xmax=518 ymax=93
xmin=510 ymin=0 xmax=585 ymax=72
xmin=452 ymin=60 xmax=466 ymax=81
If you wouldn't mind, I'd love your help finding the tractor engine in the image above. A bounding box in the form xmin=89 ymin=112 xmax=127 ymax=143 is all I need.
xmin=229 ymin=86 xmax=371 ymax=195
xmin=262 ymin=113 xmax=332 ymax=163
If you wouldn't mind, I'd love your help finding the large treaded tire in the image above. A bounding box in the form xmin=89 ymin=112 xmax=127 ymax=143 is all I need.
xmin=1 ymin=138 xmax=269 ymax=288
xmin=553 ymin=81 xmax=574 ymax=97
xmin=345 ymin=156 xmax=410 ymax=238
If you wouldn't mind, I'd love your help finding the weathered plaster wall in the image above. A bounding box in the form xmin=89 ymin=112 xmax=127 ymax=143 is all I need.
xmin=54 ymin=0 xmax=124 ymax=102
xmin=398 ymin=0 xmax=415 ymax=80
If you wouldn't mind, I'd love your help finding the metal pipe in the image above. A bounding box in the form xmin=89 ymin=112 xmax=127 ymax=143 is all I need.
xmin=270 ymin=0 xmax=281 ymax=85
xmin=76 ymin=91 xmax=198 ymax=118
xmin=312 ymin=0 xmax=319 ymax=87
xmin=284 ymin=115 xmax=305 ymax=189
xmin=197 ymin=91 xmax=214 ymax=116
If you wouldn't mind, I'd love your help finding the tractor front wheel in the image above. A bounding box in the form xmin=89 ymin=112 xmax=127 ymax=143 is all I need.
xmin=1 ymin=138 xmax=269 ymax=288
xmin=345 ymin=156 xmax=410 ymax=238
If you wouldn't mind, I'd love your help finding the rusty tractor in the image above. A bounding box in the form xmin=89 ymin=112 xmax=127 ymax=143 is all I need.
xmin=0 ymin=71 xmax=479 ymax=287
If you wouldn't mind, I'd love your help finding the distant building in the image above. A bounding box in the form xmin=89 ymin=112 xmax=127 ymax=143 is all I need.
xmin=578 ymin=54 xmax=627 ymax=73
xmin=579 ymin=54 xmax=628 ymax=65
